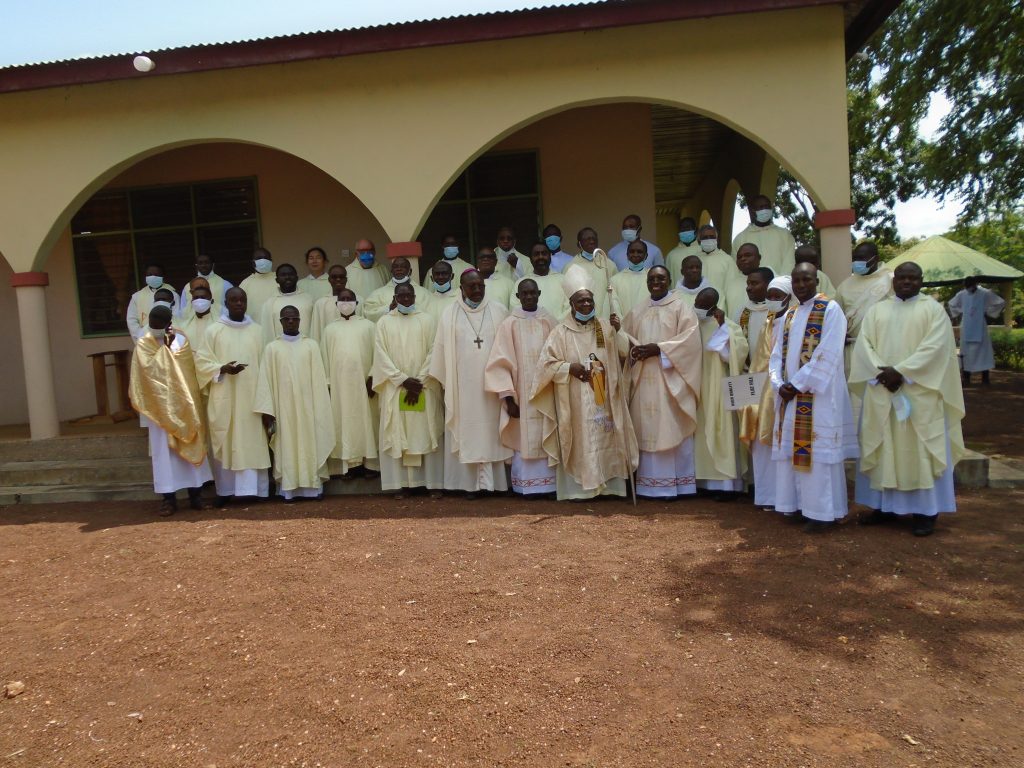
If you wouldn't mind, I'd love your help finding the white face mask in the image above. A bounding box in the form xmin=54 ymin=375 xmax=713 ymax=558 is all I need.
xmin=495 ymin=246 xmax=514 ymax=258
xmin=254 ymin=258 xmax=273 ymax=274
xmin=191 ymin=298 xmax=212 ymax=314
xmin=766 ymin=299 xmax=787 ymax=313
xmin=700 ymin=239 xmax=717 ymax=253
xmin=392 ymin=274 xmax=411 ymax=285
xmin=621 ymin=228 xmax=639 ymax=243
xmin=754 ymin=209 xmax=773 ymax=224
xmin=337 ymin=300 xmax=357 ymax=317
xmin=693 ymin=307 xmax=712 ymax=320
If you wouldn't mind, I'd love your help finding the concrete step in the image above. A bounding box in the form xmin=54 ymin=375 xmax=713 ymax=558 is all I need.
xmin=0 ymin=434 xmax=148 ymax=462
xmin=988 ymin=457 xmax=1024 ymax=489
xmin=0 ymin=482 xmax=158 ymax=505
xmin=0 ymin=458 xmax=152 ymax=487
xmin=844 ymin=450 xmax=990 ymax=489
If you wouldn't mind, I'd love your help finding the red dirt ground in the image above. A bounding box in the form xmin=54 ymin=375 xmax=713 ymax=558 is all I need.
xmin=1 ymin=486 xmax=1022 ymax=767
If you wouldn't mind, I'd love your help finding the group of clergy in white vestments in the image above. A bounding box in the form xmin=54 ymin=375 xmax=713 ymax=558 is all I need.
xmin=127 ymin=205 xmax=967 ymax=536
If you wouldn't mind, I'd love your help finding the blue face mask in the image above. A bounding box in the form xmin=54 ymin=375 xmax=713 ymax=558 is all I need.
xmin=627 ymin=261 xmax=646 ymax=272
xmin=544 ymin=235 xmax=561 ymax=252
xmin=443 ymin=246 xmax=460 ymax=259
xmin=464 ymin=297 xmax=481 ymax=309
xmin=851 ymin=260 xmax=871 ymax=275
xmin=357 ymin=251 xmax=375 ymax=265
xmin=145 ymin=275 xmax=164 ymax=289
xmin=433 ymin=280 xmax=452 ymax=293
xmin=580 ymin=250 xmax=595 ymax=261
xmin=678 ymin=230 xmax=697 ymax=245
xmin=397 ymin=303 xmax=415 ymax=315
xmin=574 ymin=308 xmax=597 ymax=323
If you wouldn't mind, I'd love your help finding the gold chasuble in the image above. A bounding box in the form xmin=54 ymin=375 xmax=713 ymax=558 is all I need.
xmin=530 ymin=316 xmax=638 ymax=492
xmin=850 ymin=295 xmax=965 ymax=491
xmin=739 ymin=312 xmax=779 ymax=447
xmin=129 ymin=333 xmax=207 ymax=466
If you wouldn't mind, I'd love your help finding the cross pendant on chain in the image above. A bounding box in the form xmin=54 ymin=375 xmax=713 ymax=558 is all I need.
xmin=474 ymin=336 xmax=483 ymax=349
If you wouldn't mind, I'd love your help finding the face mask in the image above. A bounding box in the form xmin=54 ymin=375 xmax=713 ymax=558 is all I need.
xmin=544 ymin=235 xmax=562 ymax=252
xmin=145 ymin=275 xmax=164 ymax=289
xmin=766 ymin=299 xmax=787 ymax=313
xmin=392 ymin=274 xmax=411 ymax=285
xmin=443 ymin=246 xmax=459 ymax=260
xmin=464 ymin=297 xmax=481 ymax=309
xmin=496 ymin=246 xmax=514 ymax=258
xmin=574 ymin=308 xmax=596 ymax=323
xmin=357 ymin=251 xmax=375 ymax=266
xmin=191 ymin=298 xmax=212 ymax=314
xmin=627 ymin=261 xmax=646 ymax=272
xmin=700 ymin=239 xmax=717 ymax=253
xmin=754 ymin=209 xmax=773 ymax=224
xmin=580 ymin=250 xmax=595 ymax=261
xmin=693 ymin=307 xmax=713 ymax=320
xmin=433 ymin=280 xmax=452 ymax=293
xmin=254 ymin=258 xmax=273 ymax=274
xmin=152 ymin=300 xmax=173 ymax=311
xmin=851 ymin=260 xmax=871 ymax=275
xmin=621 ymin=228 xmax=639 ymax=243
xmin=396 ymin=303 xmax=415 ymax=315
xmin=678 ymin=230 xmax=696 ymax=245
xmin=337 ymin=300 xmax=357 ymax=317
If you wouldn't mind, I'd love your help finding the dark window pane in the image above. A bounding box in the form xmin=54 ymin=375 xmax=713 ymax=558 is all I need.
xmin=71 ymin=191 xmax=130 ymax=234
xmin=439 ymin=171 xmax=468 ymax=202
xmin=471 ymin=198 xmax=541 ymax=257
xmin=73 ymin=234 xmax=135 ymax=335
xmin=130 ymin=186 xmax=193 ymax=229
xmin=418 ymin=202 xmax=471 ymax=275
xmin=134 ymin=229 xmax=196 ymax=295
xmin=197 ymin=223 xmax=260 ymax=285
xmin=195 ymin=180 xmax=258 ymax=224
xmin=468 ymin=152 xmax=537 ymax=198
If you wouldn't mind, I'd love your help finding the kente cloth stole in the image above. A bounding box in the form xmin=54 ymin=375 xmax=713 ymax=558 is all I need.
xmin=739 ymin=308 xmax=750 ymax=333
xmin=780 ymin=295 xmax=828 ymax=471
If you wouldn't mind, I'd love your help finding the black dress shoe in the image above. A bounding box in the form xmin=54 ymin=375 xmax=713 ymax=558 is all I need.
xmin=782 ymin=512 xmax=805 ymax=524
xmin=803 ymin=520 xmax=835 ymax=534
xmin=911 ymin=514 xmax=936 ymax=537
xmin=859 ymin=509 xmax=896 ymax=526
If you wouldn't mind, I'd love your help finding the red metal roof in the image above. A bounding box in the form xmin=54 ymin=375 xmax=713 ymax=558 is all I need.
xmin=0 ymin=0 xmax=898 ymax=94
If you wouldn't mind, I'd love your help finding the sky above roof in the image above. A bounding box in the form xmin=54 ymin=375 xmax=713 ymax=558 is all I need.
xmin=0 ymin=0 xmax=595 ymax=67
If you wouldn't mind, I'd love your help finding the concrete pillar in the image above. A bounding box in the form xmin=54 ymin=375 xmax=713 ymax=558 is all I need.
xmin=386 ymin=241 xmax=423 ymax=283
xmin=10 ymin=272 xmax=59 ymax=439
xmin=813 ymin=209 xmax=856 ymax=287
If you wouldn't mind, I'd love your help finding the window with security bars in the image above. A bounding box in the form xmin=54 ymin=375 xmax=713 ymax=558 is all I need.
xmin=71 ymin=178 xmax=261 ymax=336
xmin=418 ymin=150 xmax=541 ymax=276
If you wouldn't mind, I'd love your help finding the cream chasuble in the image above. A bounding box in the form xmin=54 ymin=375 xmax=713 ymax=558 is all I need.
xmin=346 ymin=259 xmax=390 ymax=298
xmin=127 ymin=284 xmax=180 ymax=340
xmin=609 ymin=268 xmax=651 ymax=321
xmin=735 ymin=303 xmax=772 ymax=369
xmin=850 ymin=295 xmax=965 ymax=491
xmin=321 ymin=315 xmax=379 ymax=473
xmin=299 ymin=273 xmax=333 ymax=301
xmin=364 ymin=281 xmax=434 ymax=323
xmin=483 ymin=307 xmax=557 ymax=459
xmin=530 ymin=317 xmax=638 ymax=495
xmin=675 ymin=278 xmax=710 ymax=308
xmin=253 ymin=336 xmax=335 ymax=492
xmin=259 ymin=291 xmax=316 ymax=346
xmin=183 ymin=272 xmax=231 ymax=309
xmin=622 ymin=292 xmax=702 ymax=453
xmin=372 ymin=308 xmax=443 ymax=465
xmin=512 ymin=273 xmax=569 ymax=320
xmin=429 ymin=298 xmax=512 ymax=475
xmin=697 ymin=249 xmax=739 ymax=298
xmin=178 ymin=312 xmax=217 ymax=365
xmin=566 ymin=251 xmax=618 ymax=321
xmin=424 ymin=289 xmax=460 ymax=323
xmin=194 ymin=318 xmax=271 ymax=472
xmin=309 ymin=293 xmax=365 ymax=341
xmin=731 ymin=223 xmax=796 ymax=277
xmin=723 ymin=270 xmax=756 ymax=321
xmin=483 ymin=274 xmax=515 ymax=309
xmin=238 ymin=272 xmax=280 ymax=324
xmin=816 ymin=270 xmax=837 ymax=299
xmin=694 ymin=317 xmax=747 ymax=482
xmin=665 ymin=242 xmax=702 ymax=285
xmin=836 ymin=266 xmax=894 ymax=368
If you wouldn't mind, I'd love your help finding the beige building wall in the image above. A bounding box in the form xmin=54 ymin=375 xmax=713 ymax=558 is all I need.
xmin=0 ymin=144 xmax=387 ymax=425
xmin=494 ymin=103 xmax=657 ymax=249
